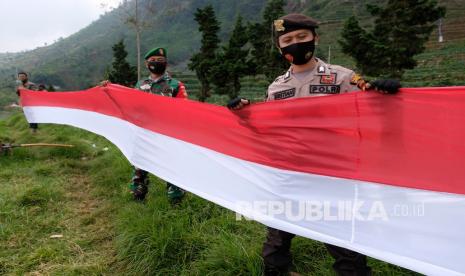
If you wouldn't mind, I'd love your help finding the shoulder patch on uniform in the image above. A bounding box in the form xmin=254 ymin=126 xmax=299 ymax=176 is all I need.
xmin=320 ymin=73 xmax=337 ymax=84
xmin=350 ymin=74 xmax=363 ymax=85
xmin=273 ymin=88 xmax=296 ymax=100
xmin=317 ymin=65 xmax=325 ymax=74
xmin=350 ymin=73 xmax=369 ymax=90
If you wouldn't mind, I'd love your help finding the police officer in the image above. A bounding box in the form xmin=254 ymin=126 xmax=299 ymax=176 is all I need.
xmin=16 ymin=71 xmax=39 ymax=133
xmin=228 ymin=13 xmax=400 ymax=276
xmin=131 ymin=47 xmax=188 ymax=202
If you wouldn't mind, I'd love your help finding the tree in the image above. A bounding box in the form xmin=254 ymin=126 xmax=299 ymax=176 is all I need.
xmin=121 ymin=0 xmax=155 ymax=80
xmin=210 ymin=16 xmax=251 ymax=99
xmin=248 ymin=0 xmax=288 ymax=81
xmin=339 ymin=0 xmax=445 ymax=78
xmin=108 ymin=40 xmax=137 ymax=86
xmin=188 ymin=5 xmax=220 ymax=102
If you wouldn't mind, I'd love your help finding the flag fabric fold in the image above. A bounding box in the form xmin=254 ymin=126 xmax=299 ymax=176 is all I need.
xmin=20 ymin=84 xmax=465 ymax=275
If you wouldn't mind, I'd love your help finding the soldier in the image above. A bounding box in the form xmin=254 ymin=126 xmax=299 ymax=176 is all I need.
xmin=228 ymin=13 xmax=400 ymax=276
xmin=16 ymin=71 xmax=39 ymax=133
xmin=131 ymin=47 xmax=187 ymax=202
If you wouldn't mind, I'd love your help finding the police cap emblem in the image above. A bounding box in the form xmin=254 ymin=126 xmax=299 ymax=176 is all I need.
xmin=274 ymin=20 xmax=285 ymax=32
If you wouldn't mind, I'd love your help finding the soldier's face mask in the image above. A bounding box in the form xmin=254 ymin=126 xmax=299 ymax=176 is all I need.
xmin=147 ymin=61 xmax=167 ymax=75
xmin=280 ymin=40 xmax=315 ymax=65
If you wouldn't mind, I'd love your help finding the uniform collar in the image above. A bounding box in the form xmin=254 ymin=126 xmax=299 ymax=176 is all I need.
xmin=288 ymin=58 xmax=330 ymax=77
xmin=282 ymin=58 xmax=330 ymax=84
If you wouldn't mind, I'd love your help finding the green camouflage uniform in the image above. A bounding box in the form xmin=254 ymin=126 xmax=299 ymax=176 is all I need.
xmin=130 ymin=73 xmax=187 ymax=201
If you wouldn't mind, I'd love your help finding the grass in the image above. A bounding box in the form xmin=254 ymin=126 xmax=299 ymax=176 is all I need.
xmin=0 ymin=111 xmax=421 ymax=275
xmin=0 ymin=111 xmax=118 ymax=275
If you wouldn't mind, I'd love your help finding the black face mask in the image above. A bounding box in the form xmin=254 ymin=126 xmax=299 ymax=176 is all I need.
xmin=147 ymin=61 xmax=167 ymax=74
xmin=280 ymin=40 xmax=315 ymax=65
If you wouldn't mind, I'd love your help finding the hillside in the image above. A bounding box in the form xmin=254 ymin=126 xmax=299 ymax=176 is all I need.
xmin=0 ymin=0 xmax=269 ymax=91
xmin=0 ymin=0 xmax=464 ymax=102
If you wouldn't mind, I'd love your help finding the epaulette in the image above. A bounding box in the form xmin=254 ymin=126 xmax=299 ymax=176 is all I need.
xmin=284 ymin=70 xmax=291 ymax=80
xmin=273 ymin=70 xmax=292 ymax=83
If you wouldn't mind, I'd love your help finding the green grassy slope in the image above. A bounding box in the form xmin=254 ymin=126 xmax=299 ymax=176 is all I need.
xmin=0 ymin=112 xmax=120 ymax=274
xmin=0 ymin=111 xmax=421 ymax=275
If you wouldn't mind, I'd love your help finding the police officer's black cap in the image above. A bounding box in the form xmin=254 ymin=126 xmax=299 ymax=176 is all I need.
xmin=273 ymin=13 xmax=319 ymax=37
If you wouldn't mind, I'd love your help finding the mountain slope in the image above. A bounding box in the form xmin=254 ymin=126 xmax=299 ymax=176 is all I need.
xmin=0 ymin=0 xmax=269 ymax=90
xmin=0 ymin=0 xmax=463 ymax=95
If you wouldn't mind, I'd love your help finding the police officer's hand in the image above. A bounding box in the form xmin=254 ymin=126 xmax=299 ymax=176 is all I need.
xmin=368 ymin=79 xmax=401 ymax=94
xmin=99 ymin=80 xmax=111 ymax=87
xmin=227 ymin=97 xmax=250 ymax=110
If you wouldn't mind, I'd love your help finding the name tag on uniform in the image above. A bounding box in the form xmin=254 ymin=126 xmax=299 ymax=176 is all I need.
xmin=273 ymin=88 xmax=296 ymax=100
xmin=309 ymin=85 xmax=340 ymax=94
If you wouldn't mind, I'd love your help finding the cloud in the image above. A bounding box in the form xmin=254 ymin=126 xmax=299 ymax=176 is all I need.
xmin=0 ymin=0 xmax=121 ymax=53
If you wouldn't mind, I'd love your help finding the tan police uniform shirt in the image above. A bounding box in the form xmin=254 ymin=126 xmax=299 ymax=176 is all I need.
xmin=266 ymin=58 xmax=361 ymax=101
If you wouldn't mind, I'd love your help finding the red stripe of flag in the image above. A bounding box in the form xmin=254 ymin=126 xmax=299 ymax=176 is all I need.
xmin=20 ymin=85 xmax=465 ymax=195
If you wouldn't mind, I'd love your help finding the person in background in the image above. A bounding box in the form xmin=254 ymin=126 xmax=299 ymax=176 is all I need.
xmin=16 ymin=71 xmax=39 ymax=133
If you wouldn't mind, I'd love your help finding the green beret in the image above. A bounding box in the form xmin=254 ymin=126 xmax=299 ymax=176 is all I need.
xmin=144 ymin=47 xmax=167 ymax=60
xmin=273 ymin=13 xmax=319 ymax=38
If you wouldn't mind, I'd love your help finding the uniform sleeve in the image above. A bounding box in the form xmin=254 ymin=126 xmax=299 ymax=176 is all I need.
xmin=340 ymin=71 xmax=361 ymax=92
xmin=266 ymin=74 xmax=289 ymax=101
xmin=265 ymin=83 xmax=276 ymax=102
xmin=175 ymin=81 xmax=188 ymax=99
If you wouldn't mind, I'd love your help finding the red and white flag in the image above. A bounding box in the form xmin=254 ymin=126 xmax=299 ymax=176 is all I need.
xmin=21 ymin=84 xmax=465 ymax=275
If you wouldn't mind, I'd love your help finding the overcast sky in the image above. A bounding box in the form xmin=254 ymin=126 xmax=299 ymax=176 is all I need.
xmin=0 ymin=0 xmax=122 ymax=53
